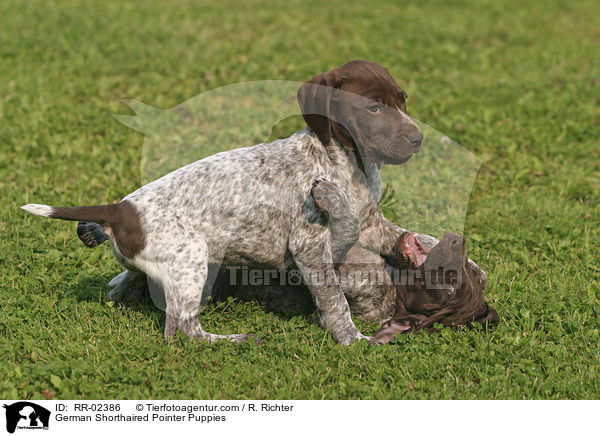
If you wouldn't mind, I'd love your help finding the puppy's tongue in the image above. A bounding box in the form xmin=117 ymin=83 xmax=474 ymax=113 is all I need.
xmin=399 ymin=232 xmax=430 ymax=267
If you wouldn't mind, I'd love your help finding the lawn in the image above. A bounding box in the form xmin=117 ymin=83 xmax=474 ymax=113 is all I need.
xmin=1 ymin=0 xmax=599 ymax=399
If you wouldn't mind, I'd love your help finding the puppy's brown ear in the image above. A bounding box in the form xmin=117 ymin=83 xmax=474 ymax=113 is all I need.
xmin=372 ymin=319 xmax=412 ymax=344
xmin=297 ymin=70 xmax=343 ymax=146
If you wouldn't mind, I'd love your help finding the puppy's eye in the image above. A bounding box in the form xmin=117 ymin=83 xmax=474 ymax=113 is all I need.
xmin=367 ymin=104 xmax=381 ymax=113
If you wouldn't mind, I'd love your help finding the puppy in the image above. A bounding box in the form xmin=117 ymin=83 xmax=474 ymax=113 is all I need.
xmin=373 ymin=232 xmax=499 ymax=343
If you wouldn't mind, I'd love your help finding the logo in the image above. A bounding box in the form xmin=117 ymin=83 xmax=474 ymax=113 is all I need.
xmin=3 ymin=402 xmax=50 ymax=433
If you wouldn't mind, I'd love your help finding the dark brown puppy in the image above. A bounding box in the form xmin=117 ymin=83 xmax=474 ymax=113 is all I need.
xmin=373 ymin=232 xmax=499 ymax=343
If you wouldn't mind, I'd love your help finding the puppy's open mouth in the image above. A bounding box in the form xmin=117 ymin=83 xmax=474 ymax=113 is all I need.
xmin=397 ymin=231 xmax=430 ymax=267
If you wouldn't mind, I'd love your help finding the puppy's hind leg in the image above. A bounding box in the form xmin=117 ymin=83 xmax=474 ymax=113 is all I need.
xmin=77 ymin=221 xmax=108 ymax=247
xmin=161 ymin=237 xmax=257 ymax=345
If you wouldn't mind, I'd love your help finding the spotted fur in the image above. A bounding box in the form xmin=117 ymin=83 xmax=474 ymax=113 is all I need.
xmin=22 ymin=60 xmax=443 ymax=345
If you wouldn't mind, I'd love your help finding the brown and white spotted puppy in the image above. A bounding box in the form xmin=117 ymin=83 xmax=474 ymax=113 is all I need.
xmin=21 ymin=60 xmax=428 ymax=345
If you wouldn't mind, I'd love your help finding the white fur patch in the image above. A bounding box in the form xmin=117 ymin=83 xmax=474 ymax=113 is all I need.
xmin=21 ymin=204 xmax=54 ymax=217
xmin=397 ymin=107 xmax=420 ymax=130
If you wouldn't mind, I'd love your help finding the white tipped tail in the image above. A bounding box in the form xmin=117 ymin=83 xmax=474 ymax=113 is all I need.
xmin=21 ymin=204 xmax=55 ymax=217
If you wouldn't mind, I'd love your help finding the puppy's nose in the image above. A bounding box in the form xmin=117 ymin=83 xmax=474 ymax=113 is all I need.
xmin=408 ymin=131 xmax=423 ymax=147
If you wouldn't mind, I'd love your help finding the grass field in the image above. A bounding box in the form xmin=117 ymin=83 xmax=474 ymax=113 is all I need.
xmin=1 ymin=0 xmax=599 ymax=399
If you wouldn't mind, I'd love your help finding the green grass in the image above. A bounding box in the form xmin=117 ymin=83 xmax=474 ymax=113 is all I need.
xmin=1 ymin=0 xmax=599 ymax=399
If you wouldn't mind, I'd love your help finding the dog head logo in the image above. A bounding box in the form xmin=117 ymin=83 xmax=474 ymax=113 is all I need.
xmin=3 ymin=402 xmax=50 ymax=433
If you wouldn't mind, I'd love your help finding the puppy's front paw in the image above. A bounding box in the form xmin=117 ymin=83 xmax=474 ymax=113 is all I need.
xmin=359 ymin=334 xmax=383 ymax=346
xmin=310 ymin=178 xmax=334 ymax=216
xmin=338 ymin=332 xmax=382 ymax=346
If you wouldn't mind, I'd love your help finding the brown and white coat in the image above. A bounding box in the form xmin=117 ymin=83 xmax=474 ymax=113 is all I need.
xmin=22 ymin=60 xmax=492 ymax=345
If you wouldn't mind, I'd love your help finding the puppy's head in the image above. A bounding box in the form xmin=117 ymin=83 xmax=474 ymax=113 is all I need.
xmin=373 ymin=232 xmax=499 ymax=343
xmin=297 ymin=60 xmax=423 ymax=164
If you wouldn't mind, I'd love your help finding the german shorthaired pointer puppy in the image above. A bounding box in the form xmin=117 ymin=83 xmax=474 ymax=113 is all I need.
xmin=21 ymin=60 xmax=468 ymax=346
xmin=372 ymin=232 xmax=499 ymax=342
